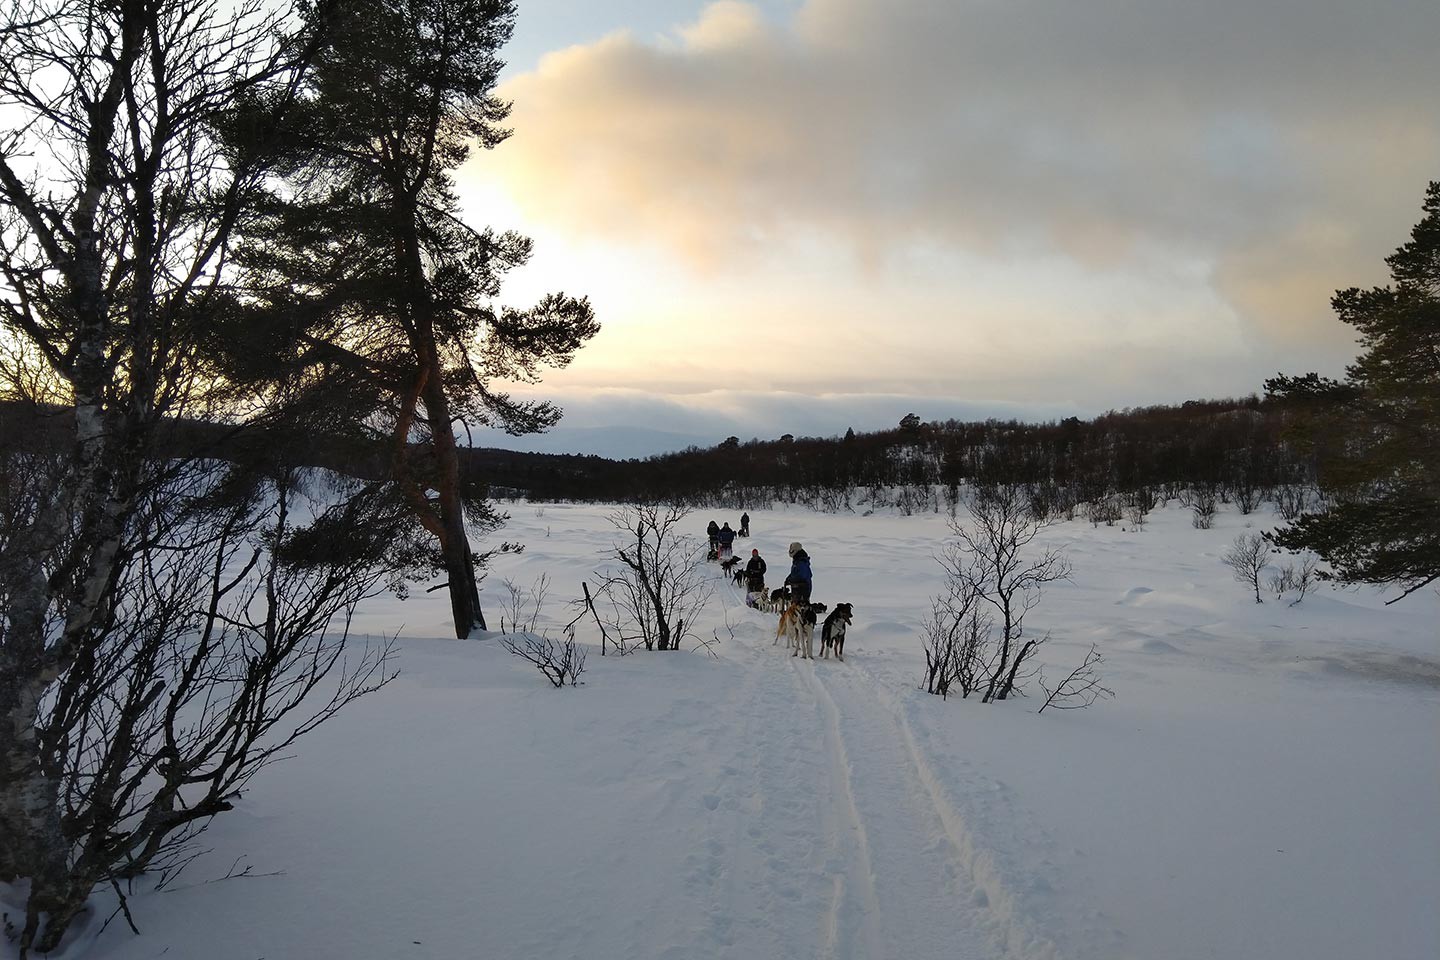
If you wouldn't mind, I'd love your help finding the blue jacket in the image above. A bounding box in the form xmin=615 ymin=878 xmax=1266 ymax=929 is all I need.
xmin=785 ymin=550 xmax=812 ymax=587
xmin=717 ymin=525 xmax=736 ymax=547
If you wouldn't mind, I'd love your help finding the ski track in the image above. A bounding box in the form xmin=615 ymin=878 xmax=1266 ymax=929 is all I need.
xmin=699 ymin=578 xmax=1056 ymax=960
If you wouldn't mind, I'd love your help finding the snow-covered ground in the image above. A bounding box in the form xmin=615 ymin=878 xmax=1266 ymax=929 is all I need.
xmin=29 ymin=500 xmax=1440 ymax=960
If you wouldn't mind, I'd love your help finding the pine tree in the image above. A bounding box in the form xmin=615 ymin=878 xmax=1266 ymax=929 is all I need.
xmin=232 ymin=0 xmax=597 ymax=637
xmin=1267 ymin=181 xmax=1440 ymax=600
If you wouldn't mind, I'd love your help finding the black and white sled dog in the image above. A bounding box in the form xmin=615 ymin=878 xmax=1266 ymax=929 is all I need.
xmin=719 ymin=556 xmax=741 ymax=575
xmin=820 ymin=603 xmax=853 ymax=660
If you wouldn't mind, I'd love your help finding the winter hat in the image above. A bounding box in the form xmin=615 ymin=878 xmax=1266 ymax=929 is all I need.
xmin=752 ymin=549 xmax=759 ymax=556
xmin=788 ymin=541 xmax=802 ymax=556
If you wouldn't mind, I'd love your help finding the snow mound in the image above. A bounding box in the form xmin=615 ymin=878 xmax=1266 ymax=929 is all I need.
xmin=1117 ymin=586 xmax=1154 ymax=605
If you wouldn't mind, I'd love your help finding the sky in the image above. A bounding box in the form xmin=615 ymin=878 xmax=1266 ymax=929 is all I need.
xmin=459 ymin=0 xmax=1440 ymax=457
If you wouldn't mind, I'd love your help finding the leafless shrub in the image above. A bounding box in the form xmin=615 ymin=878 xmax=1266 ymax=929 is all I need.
xmin=699 ymin=611 xmax=736 ymax=659
xmin=1133 ymin=486 xmax=1162 ymax=512
xmin=1038 ymin=644 xmax=1114 ymax=714
xmin=500 ymin=631 xmax=585 ymax=687
xmin=1123 ymin=487 xmax=1159 ymax=531
xmin=921 ymin=582 xmax=994 ymax=700
xmin=595 ymin=503 xmax=711 ymax=652
xmin=498 ymin=573 xmax=550 ymax=633
xmin=2 ymin=464 xmax=398 ymax=952
xmin=1083 ymin=497 xmax=1123 ymax=528
xmin=1223 ymin=532 xmax=1274 ymax=603
xmin=1025 ymin=483 xmax=1066 ymax=523
xmin=943 ymin=482 xmax=962 ymax=518
xmin=1230 ymin=479 xmax=1262 ymax=515
xmin=1268 ymin=554 xmax=1320 ymax=606
xmin=1273 ymin=484 xmax=1313 ymax=521
xmin=817 ymin=485 xmax=853 ymax=514
xmin=561 ymin=581 xmax=616 ymax=656
xmin=1186 ymin=485 xmax=1218 ymax=529
xmin=940 ymin=484 xmax=1071 ymax=702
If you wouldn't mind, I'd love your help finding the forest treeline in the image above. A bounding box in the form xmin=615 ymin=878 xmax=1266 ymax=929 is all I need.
xmin=0 ymin=390 xmax=1320 ymax=513
xmin=462 ymin=394 xmax=1321 ymax=512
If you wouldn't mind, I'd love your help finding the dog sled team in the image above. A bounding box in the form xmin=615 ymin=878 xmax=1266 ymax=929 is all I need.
xmin=716 ymin=533 xmax=853 ymax=661
xmin=705 ymin=513 xmax=749 ymax=563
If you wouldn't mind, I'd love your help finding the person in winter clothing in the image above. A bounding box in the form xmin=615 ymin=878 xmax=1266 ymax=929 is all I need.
xmin=784 ymin=541 xmax=812 ymax=605
xmin=744 ymin=548 xmax=767 ymax=594
xmin=716 ymin=522 xmax=737 ymax=561
xmin=739 ymin=512 xmax=750 ymax=537
xmin=706 ymin=520 xmax=720 ymax=558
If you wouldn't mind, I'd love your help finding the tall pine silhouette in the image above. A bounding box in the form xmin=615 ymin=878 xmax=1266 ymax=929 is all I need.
xmin=233 ymin=0 xmax=597 ymax=636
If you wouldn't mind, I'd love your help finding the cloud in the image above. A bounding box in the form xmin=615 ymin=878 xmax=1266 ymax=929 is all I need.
xmin=480 ymin=0 xmax=1439 ymax=356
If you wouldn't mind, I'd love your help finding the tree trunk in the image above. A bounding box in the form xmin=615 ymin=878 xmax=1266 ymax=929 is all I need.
xmin=981 ymin=592 xmax=1017 ymax=703
xmin=392 ymin=191 xmax=487 ymax=639
xmin=996 ymin=639 xmax=1038 ymax=701
xmin=421 ymin=370 xmax=487 ymax=637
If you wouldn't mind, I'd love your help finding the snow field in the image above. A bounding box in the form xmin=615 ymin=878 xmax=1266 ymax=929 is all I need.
xmin=45 ymin=498 xmax=1440 ymax=960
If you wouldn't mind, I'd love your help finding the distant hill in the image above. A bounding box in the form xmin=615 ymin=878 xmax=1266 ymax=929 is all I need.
xmin=468 ymin=425 xmax=713 ymax=461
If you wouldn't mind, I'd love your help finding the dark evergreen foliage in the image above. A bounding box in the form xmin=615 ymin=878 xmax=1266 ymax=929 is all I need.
xmin=1267 ymin=181 xmax=1440 ymax=600
xmin=226 ymin=0 xmax=597 ymax=636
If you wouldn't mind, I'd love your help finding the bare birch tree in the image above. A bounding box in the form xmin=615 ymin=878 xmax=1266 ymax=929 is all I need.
xmin=597 ymin=504 xmax=710 ymax=652
xmin=1223 ymin=532 xmax=1273 ymax=604
xmin=944 ymin=484 xmax=1071 ymax=702
xmin=0 ymin=3 xmax=406 ymax=952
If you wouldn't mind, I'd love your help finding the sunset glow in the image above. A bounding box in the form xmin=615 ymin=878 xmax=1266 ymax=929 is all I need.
xmin=459 ymin=0 xmax=1439 ymax=452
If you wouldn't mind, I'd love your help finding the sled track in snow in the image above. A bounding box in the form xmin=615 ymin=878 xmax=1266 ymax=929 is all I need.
xmin=787 ymin=656 xmax=886 ymax=960
xmin=815 ymin=656 xmax=1062 ymax=960
xmin=721 ymin=575 xmax=1060 ymax=960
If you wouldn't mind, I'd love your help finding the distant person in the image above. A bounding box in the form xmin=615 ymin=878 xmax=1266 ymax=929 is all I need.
xmin=745 ymin=548 xmax=767 ymax=596
xmin=706 ymin=519 xmax=720 ymax=559
xmin=785 ymin=542 xmax=812 ymax=605
xmin=716 ymin=522 xmax=736 ymax=561
xmin=739 ymin=512 xmax=750 ymax=537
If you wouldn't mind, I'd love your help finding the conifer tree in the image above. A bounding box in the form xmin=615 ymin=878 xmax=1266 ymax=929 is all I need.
xmin=234 ymin=0 xmax=597 ymax=637
xmin=1267 ymin=181 xmax=1440 ymax=599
